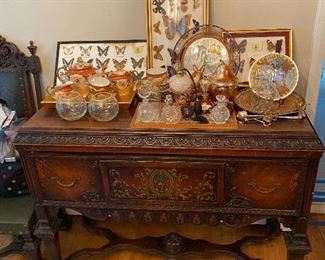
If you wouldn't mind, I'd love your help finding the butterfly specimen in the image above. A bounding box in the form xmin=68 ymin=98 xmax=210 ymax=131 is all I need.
xmin=267 ymin=39 xmax=283 ymax=53
xmin=113 ymin=59 xmax=127 ymax=70
xmin=80 ymin=46 xmax=92 ymax=57
xmin=96 ymin=58 xmax=110 ymax=69
xmin=131 ymin=70 xmax=145 ymax=81
xmin=132 ymin=45 xmax=144 ymax=55
xmin=229 ymin=39 xmax=247 ymax=54
xmin=86 ymin=58 xmax=94 ymax=64
xmin=162 ymin=14 xmax=192 ymax=40
xmin=153 ymin=21 xmax=161 ymax=35
xmin=153 ymin=45 xmax=164 ymax=61
xmin=249 ymin=57 xmax=256 ymax=67
xmin=193 ymin=0 xmax=200 ymax=10
xmin=152 ymin=0 xmax=166 ymax=15
xmin=97 ymin=45 xmax=109 ymax=57
xmin=169 ymin=0 xmax=188 ymax=13
xmin=62 ymin=58 xmax=74 ymax=68
xmin=63 ymin=46 xmax=74 ymax=56
xmin=115 ymin=45 xmax=126 ymax=56
xmin=228 ymin=39 xmax=247 ymax=74
xmin=192 ymin=19 xmax=200 ymax=34
xmin=131 ymin=57 xmax=144 ymax=69
xmin=167 ymin=48 xmax=177 ymax=64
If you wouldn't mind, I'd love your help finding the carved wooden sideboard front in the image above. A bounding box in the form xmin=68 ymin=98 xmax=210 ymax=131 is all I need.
xmin=14 ymin=107 xmax=324 ymax=260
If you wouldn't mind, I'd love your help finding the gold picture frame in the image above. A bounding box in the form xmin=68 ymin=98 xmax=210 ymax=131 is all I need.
xmin=224 ymin=28 xmax=293 ymax=86
xmin=146 ymin=0 xmax=209 ymax=68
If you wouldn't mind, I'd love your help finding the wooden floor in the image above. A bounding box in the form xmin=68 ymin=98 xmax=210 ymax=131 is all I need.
xmin=2 ymin=215 xmax=325 ymax=260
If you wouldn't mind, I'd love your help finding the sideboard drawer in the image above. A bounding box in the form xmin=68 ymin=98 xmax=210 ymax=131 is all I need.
xmin=100 ymin=157 xmax=225 ymax=210
xmin=34 ymin=156 xmax=105 ymax=203
xmin=225 ymin=159 xmax=307 ymax=212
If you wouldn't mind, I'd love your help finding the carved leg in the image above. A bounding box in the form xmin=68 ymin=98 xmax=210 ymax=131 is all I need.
xmin=34 ymin=220 xmax=61 ymax=260
xmin=284 ymin=232 xmax=311 ymax=260
xmin=22 ymin=233 xmax=42 ymax=260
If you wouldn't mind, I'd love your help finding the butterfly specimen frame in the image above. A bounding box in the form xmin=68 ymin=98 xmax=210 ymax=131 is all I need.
xmin=223 ymin=29 xmax=292 ymax=86
xmin=146 ymin=0 xmax=209 ymax=68
xmin=54 ymin=40 xmax=147 ymax=85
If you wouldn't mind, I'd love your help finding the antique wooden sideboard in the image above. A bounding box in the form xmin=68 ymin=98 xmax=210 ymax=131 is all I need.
xmin=14 ymin=106 xmax=324 ymax=260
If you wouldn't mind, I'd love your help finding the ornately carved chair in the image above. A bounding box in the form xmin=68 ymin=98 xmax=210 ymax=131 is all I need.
xmin=0 ymin=35 xmax=42 ymax=259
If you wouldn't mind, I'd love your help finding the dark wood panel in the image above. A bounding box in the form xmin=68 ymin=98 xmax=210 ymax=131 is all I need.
xmin=225 ymin=159 xmax=307 ymax=211
xmin=34 ymin=157 xmax=104 ymax=203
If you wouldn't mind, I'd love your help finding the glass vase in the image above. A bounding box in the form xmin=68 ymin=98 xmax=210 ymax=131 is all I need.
xmin=55 ymin=91 xmax=87 ymax=121
xmin=88 ymin=92 xmax=119 ymax=122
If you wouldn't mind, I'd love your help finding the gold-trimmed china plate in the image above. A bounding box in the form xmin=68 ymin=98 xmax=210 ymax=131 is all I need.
xmin=248 ymin=53 xmax=299 ymax=101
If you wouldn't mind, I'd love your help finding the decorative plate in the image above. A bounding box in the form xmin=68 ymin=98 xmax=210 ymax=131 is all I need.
xmin=248 ymin=53 xmax=299 ymax=101
xmin=180 ymin=33 xmax=231 ymax=76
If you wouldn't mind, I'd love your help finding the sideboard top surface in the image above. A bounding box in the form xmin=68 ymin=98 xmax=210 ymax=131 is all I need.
xmin=14 ymin=107 xmax=324 ymax=154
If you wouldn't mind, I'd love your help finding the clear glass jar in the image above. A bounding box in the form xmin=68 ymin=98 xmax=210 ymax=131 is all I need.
xmin=161 ymin=94 xmax=182 ymax=123
xmin=137 ymin=97 xmax=158 ymax=123
xmin=55 ymin=91 xmax=87 ymax=121
xmin=210 ymin=95 xmax=230 ymax=124
xmin=88 ymin=92 xmax=119 ymax=122
xmin=137 ymin=78 xmax=161 ymax=120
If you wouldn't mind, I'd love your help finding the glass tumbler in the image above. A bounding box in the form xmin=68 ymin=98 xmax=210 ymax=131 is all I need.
xmin=56 ymin=91 xmax=87 ymax=121
xmin=88 ymin=92 xmax=119 ymax=122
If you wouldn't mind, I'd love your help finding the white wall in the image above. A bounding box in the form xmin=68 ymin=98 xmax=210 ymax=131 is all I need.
xmin=0 ymin=0 xmax=318 ymax=98
xmin=1 ymin=0 xmax=146 ymax=93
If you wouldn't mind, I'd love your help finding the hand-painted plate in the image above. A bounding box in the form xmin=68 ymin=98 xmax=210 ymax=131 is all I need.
xmin=248 ymin=53 xmax=299 ymax=101
xmin=180 ymin=33 xmax=230 ymax=76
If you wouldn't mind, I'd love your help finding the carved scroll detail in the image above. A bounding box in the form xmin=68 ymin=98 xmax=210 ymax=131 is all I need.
xmin=108 ymin=168 xmax=217 ymax=201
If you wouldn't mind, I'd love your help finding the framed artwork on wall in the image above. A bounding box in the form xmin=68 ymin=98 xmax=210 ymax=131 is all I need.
xmin=224 ymin=29 xmax=293 ymax=86
xmin=146 ymin=0 xmax=210 ymax=69
xmin=54 ymin=40 xmax=147 ymax=85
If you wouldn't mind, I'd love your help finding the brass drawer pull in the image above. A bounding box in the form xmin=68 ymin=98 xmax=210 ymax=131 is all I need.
xmin=50 ymin=176 xmax=81 ymax=188
xmin=248 ymin=181 xmax=282 ymax=194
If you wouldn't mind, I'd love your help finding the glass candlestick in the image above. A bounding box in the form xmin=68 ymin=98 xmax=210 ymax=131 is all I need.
xmin=199 ymin=77 xmax=212 ymax=112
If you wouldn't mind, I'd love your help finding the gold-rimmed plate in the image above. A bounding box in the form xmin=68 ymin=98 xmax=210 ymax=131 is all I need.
xmin=248 ymin=53 xmax=299 ymax=101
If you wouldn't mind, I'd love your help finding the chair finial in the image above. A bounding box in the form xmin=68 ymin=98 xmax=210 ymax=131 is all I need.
xmin=28 ymin=40 xmax=37 ymax=56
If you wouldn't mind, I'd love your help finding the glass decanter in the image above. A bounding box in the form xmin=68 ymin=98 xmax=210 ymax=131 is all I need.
xmin=161 ymin=94 xmax=182 ymax=124
xmin=210 ymin=95 xmax=230 ymax=124
xmin=137 ymin=97 xmax=158 ymax=123
xmin=88 ymin=92 xmax=119 ymax=122
xmin=56 ymin=91 xmax=87 ymax=121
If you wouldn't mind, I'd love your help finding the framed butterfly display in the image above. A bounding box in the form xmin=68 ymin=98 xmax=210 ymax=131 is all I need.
xmin=54 ymin=40 xmax=147 ymax=85
xmin=223 ymin=29 xmax=292 ymax=86
xmin=146 ymin=0 xmax=209 ymax=68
